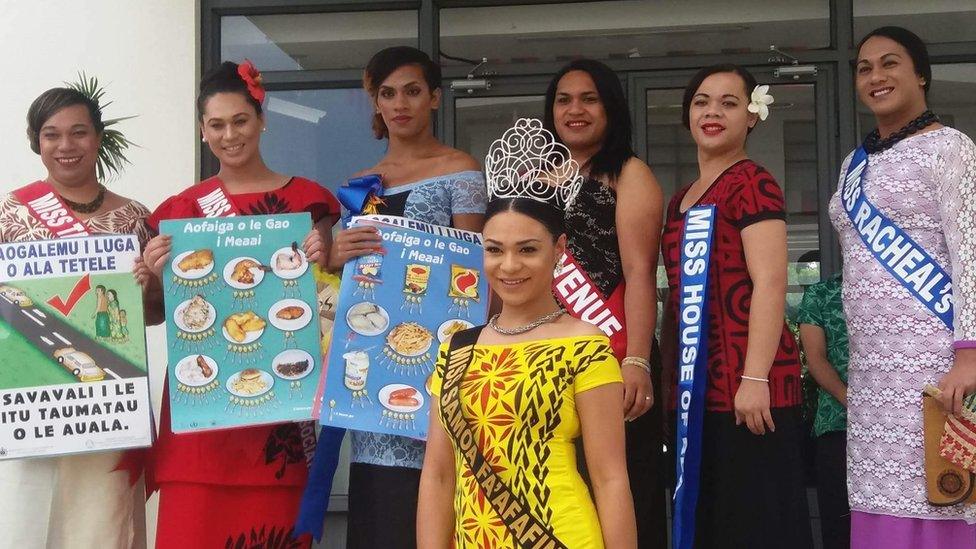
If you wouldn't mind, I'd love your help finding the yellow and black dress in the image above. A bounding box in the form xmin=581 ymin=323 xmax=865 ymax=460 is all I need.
xmin=430 ymin=334 xmax=623 ymax=549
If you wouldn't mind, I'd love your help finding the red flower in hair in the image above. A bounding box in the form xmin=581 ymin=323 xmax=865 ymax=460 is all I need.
xmin=237 ymin=59 xmax=266 ymax=104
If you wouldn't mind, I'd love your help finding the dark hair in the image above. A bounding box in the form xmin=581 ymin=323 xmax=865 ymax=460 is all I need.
xmin=682 ymin=64 xmax=758 ymax=133
xmin=485 ymin=198 xmax=565 ymax=241
xmin=797 ymin=250 xmax=821 ymax=264
xmin=364 ymin=46 xmax=442 ymax=140
xmin=857 ymin=26 xmax=932 ymax=94
xmin=544 ymin=59 xmax=634 ymax=182
xmin=197 ymin=61 xmax=262 ymax=120
xmin=107 ymin=289 xmax=117 ymax=300
xmin=26 ymin=88 xmax=104 ymax=154
xmin=95 ymin=285 xmax=106 ymax=292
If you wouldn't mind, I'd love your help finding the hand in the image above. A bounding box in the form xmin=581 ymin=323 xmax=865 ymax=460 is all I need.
xmin=133 ymin=256 xmax=153 ymax=290
xmin=303 ymin=230 xmax=326 ymax=268
xmin=937 ymin=350 xmax=976 ymax=416
xmin=622 ymin=364 xmax=653 ymax=421
xmin=734 ymin=379 xmax=775 ymax=435
xmin=143 ymin=234 xmax=172 ymax=278
xmin=327 ymin=226 xmax=383 ymax=272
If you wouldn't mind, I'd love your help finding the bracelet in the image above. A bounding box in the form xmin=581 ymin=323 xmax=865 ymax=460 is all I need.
xmin=740 ymin=375 xmax=769 ymax=383
xmin=622 ymin=357 xmax=651 ymax=375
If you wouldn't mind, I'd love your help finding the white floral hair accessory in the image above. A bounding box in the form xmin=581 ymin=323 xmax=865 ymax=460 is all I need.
xmin=484 ymin=118 xmax=584 ymax=210
xmin=747 ymin=84 xmax=775 ymax=121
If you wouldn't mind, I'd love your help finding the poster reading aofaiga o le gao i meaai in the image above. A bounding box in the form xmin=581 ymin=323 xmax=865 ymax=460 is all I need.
xmin=0 ymin=235 xmax=152 ymax=460
xmin=322 ymin=215 xmax=488 ymax=440
xmin=159 ymin=213 xmax=323 ymax=433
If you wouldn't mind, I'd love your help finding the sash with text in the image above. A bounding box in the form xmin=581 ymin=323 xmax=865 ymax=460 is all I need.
xmin=672 ymin=205 xmax=716 ymax=549
xmin=842 ymin=147 xmax=953 ymax=329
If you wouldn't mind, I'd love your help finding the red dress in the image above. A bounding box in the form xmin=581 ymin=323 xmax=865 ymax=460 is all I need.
xmin=661 ymin=160 xmax=801 ymax=411
xmin=146 ymin=176 xmax=339 ymax=549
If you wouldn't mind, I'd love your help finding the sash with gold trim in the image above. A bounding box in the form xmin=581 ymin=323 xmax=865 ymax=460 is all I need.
xmin=442 ymin=327 xmax=569 ymax=549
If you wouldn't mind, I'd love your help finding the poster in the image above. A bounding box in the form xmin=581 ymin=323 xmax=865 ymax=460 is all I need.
xmin=321 ymin=215 xmax=487 ymax=439
xmin=160 ymin=213 xmax=323 ymax=433
xmin=0 ymin=235 xmax=152 ymax=459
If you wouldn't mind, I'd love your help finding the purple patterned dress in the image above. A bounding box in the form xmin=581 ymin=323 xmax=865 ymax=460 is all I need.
xmin=829 ymin=127 xmax=976 ymax=547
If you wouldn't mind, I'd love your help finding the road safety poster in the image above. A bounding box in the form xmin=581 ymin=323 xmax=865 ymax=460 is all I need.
xmin=160 ymin=213 xmax=323 ymax=433
xmin=0 ymin=235 xmax=152 ymax=460
xmin=321 ymin=215 xmax=487 ymax=439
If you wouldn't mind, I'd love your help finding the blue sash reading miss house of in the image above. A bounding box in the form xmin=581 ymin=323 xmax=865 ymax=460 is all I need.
xmin=672 ymin=205 xmax=716 ymax=549
xmin=842 ymin=147 xmax=954 ymax=330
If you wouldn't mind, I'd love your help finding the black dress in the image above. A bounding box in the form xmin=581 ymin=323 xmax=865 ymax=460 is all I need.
xmin=564 ymin=177 xmax=668 ymax=549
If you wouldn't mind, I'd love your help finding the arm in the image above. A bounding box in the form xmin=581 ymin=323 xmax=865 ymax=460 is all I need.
xmin=614 ymin=160 xmax=664 ymax=420
xmin=578 ymin=383 xmax=637 ymax=548
xmin=798 ymin=324 xmax=847 ymax=406
xmin=937 ymin=137 xmax=976 ymax=415
xmin=736 ymin=219 xmax=789 ymax=434
xmin=418 ymin=402 xmax=456 ymax=549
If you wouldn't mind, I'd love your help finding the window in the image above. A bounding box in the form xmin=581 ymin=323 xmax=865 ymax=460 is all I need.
xmin=441 ymin=1 xmax=829 ymax=66
xmin=221 ymin=11 xmax=418 ymax=71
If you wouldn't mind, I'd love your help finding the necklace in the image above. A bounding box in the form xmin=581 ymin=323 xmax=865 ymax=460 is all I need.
xmin=863 ymin=110 xmax=940 ymax=154
xmin=60 ymin=184 xmax=106 ymax=214
xmin=488 ymin=308 xmax=566 ymax=336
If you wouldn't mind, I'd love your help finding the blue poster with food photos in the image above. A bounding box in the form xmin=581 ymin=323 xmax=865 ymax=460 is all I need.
xmin=159 ymin=213 xmax=323 ymax=433
xmin=322 ymin=215 xmax=487 ymax=439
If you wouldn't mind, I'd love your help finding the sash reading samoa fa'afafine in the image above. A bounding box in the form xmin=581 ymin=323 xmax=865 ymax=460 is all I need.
xmin=12 ymin=181 xmax=92 ymax=238
xmin=672 ymin=205 xmax=716 ymax=549
xmin=190 ymin=177 xmax=243 ymax=218
xmin=442 ymin=327 xmax=569 ymax=549
xmin=843 ymin=147 xmax=953 ymax=329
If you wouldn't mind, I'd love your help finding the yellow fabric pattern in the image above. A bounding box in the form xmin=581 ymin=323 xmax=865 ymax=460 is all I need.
xmin=431 ymin=335 xmax=622 ymax=549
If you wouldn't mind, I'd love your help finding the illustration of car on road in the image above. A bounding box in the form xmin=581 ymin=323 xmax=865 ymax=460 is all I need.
xmin=0 ymin=285 xmax=34 ymax=307
xmin=53 ymin=347 xmax=105 ymax=382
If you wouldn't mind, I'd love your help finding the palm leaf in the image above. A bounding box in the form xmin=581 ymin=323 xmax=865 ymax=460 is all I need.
xmin=64 ymin=72 xmax=137 ymax=182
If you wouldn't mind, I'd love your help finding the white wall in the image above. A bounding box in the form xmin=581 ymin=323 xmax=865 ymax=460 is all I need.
xmin=0 ymin=1 xmax=198 ymax=546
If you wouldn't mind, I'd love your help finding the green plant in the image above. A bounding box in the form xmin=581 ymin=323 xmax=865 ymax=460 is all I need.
xmin=65 ymin=72 xmax=136 ymax=182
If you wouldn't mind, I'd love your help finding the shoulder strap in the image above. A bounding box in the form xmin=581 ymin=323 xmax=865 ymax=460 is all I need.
xmin=439 ymin=326 xmax=569 ymax=549
xmin=12 ymin=181 xmax=90 ymax=238
xmin=190 ymin=177 xmax=241 ymax=218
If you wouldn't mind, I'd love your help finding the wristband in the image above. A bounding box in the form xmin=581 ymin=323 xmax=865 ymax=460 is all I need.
xmin=740 ymin=375 xmax=768 ymax=383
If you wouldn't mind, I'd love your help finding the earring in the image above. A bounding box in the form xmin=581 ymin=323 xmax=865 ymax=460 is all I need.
xmin=262 ymin=127 xmax=267 ymax=132
xmin=201 ymin=137 xmax=207 ymax=143
xmin=554 ymin=262 xmax=563 ymax=276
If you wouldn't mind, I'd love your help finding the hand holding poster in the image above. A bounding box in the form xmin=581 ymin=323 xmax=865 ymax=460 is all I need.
xmin=0 ymin=235 xmax=152 ymax=459
xmin=322 ymin=215 xmax=487 ymax=439
xmin=159 ymin=213 xmax=323 ymax=432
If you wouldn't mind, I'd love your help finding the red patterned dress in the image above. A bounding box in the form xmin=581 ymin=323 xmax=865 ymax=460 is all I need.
xmin=146 ymin=177 xmax=339 ymax=549
xmin=661 ymin=159 xmax=810 ymax=549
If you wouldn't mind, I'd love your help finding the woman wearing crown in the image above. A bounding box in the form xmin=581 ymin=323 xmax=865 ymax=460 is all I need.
xmin=137 ymin=60 xmax=339 ymax=549
xmin=544 ymin=59 xmax=667 ymax=547
xmin=418 ymin=119 xmax=637 ymax=548
xmin=660 ymin=65 xmax=811 ymax=548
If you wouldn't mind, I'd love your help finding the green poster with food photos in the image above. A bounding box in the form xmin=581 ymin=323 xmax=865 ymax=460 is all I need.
xmin=160 ymin=213 xmax=323 ymax=433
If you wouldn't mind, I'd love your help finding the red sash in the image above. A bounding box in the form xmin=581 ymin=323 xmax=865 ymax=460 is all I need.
xmin=552 ymin=250 xmax=628 ymax=359
xmin=12 ymin=181 xmax=91 ymax=238
xmin=188 ymin=177 xmax=242 ymax=217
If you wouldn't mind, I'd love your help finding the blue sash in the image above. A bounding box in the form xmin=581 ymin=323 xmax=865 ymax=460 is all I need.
xmin=673 ymin=205 xmax=716 ymax=549
xmin=842 ymin=147 xmax=953 ymax=329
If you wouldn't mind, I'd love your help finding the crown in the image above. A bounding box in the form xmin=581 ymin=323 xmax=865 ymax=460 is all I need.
xmin=484 ymin=118 xmax=583 ymax=210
